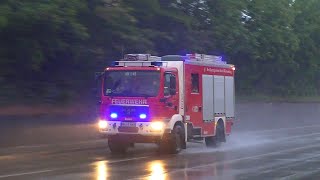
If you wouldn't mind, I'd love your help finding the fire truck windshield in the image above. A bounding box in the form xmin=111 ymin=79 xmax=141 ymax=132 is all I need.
xmin=104 ymin=70 xmax=160 ymax=97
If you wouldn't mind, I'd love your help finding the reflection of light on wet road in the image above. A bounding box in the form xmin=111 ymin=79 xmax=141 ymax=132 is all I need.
xmin=96 ymin=161 xmax=108 ymax=180
xmin=148 ymin=161 xmax=166 ymax=180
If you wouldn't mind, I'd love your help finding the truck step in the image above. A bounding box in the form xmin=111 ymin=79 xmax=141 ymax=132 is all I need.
xmin=187 ymin=139 xmax=204 ymax=143
xmin=192 ymin=128 xmax=202 ymax=136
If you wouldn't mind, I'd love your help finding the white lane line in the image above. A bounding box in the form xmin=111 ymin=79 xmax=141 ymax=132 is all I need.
xmin=150 ymin=142 xmax=320 ymax=180
xmin=238 ymin=150 xmax=320 ymax=176
xmin=271 ymin=132 xmax=320 ymax=142
xmin=168 ymin=143 xmax=320 ymax=175
xmin=3 ymin=131 xmax=320 ymax=180
xmin=108 ymin=156 xmax=149 ymax=164
xmin=2 ymin=131 xmax=320 ymax=178
xmin=0 ymin=139 xmax=105 ymax=151
xmin=243 ymin=124 xmax=320 ymax=134
xmin=0 ymin=156 xmax=150 ymax=179
xmin=2 ymin=125 xmax=320 ymax=178
xmin=2 ymin=125 xmax=320 ymax=151
xmin=0 ymin=169 xmax=55 ymax=178
xmin=279 ymin=169 xmax=320 ymax=180
xmin=0 ymin=155 xmax=15 ymax=160
xmin=128 ymin=142 xmax=320 ymax=180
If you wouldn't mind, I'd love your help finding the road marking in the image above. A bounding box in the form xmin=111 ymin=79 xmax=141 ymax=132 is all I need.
xmin=0 ymin=139 xmax=105 ymax=151
xmin=2 ymin=125 xmax=320 ymax=179
xmin=168 ymin=143 xmax=320 ymax=175
xmin=108 ymin=156 xmax=149 ymax=164
xmin=2 ymin=131 xmax=320 ymax=178
xmin=271 ymin=132 xmax=320 ymax=142
xmin=0 ymin=156 xmax=150 ymax=178
xmin=0 ymin=155 xmax=15 ymax=160
xmin=243 ymin=124 xmax=320 ymax=134
xmin=279 ymin=169 xmax=320 ymax=180
xmin=234 ymin=150 xmax=320 ymax=176
xmin=129 ymin=141 xmax=320 ymax=180
xmin=0 ymin=170 xmax=55 ymax=178
xmin=2 ymin=124 xmax=320 ymax=151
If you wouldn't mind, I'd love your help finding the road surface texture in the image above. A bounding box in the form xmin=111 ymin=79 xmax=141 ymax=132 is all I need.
xmin=1 ymin=102 xmax=320 ymax=180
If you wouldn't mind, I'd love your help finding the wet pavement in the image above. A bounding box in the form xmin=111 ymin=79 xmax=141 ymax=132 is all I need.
xmin=1 ymin=103 xmax=320 ymax=179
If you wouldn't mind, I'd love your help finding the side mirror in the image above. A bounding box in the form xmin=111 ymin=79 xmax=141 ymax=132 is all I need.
xmin=95 ymin=72 xmax=104 ymax=81
xmin=94 ymin=72 xmax=103 ymax=99
xmin=92 ymin=87 xmax=101 ymax=99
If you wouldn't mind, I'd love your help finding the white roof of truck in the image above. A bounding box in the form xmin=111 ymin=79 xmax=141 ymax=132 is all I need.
xmin=115 ymin=53 xmax=234 ymax=69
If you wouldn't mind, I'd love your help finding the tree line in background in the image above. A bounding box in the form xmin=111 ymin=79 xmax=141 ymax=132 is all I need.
xmin=0 ymin=0 xmax=320 ymax=104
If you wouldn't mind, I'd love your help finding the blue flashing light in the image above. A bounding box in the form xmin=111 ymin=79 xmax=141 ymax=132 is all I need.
xmin=110 ymin=113 xmax=118 ymax=119
xmin=111 ymin=61 xmax=120 ymax=66
xmin=151 ymin=62 xmax=163 ymax=66
xmin=139 ymin=113 xmax=147 ymax=119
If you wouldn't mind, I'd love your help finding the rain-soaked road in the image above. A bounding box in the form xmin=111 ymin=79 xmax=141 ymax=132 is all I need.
xmin=1 ymin=102 xmax=320 ymax=180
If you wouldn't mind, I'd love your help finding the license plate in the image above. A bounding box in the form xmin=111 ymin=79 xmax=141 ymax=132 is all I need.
xmin=120 ymin=122 xmax=136 ymax=127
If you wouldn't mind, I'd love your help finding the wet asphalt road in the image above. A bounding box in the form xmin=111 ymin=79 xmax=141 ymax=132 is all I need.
xmin=1 ymin=103 xmax=320 ymax=180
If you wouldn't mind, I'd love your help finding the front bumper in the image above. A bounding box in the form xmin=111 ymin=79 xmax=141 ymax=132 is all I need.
xmin=98 ymin=121 xmax=167 ymax=136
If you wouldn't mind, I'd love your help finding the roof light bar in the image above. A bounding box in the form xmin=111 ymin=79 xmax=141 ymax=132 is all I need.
xmin=123 ymin=54 xmax=161 ymax=61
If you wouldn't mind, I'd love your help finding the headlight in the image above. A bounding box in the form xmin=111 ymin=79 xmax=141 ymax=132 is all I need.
xmin=98 ymin=120 xmax=108 ymax=129
xmin=150 ymin=122 xmax=164 ymax=131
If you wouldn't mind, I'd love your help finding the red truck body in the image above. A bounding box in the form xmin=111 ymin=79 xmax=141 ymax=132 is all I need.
xmin=98 ymin=54 xmax=235 ymax=153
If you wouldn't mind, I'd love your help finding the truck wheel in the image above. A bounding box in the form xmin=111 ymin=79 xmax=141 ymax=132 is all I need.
xmin=205 ymin=121 xmax=225 ymax=148
xmin=205 ymin=136 xmax=218 ymax=147
xmin=108 ymin=136 xmax=128 ymax=154
xmin=160 ymin=124 xmax=184 ymax=154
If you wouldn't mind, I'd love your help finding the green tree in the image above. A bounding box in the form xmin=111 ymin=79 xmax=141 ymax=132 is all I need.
xmin=239 ymin=0 xmax=299 ymax=95
xmin=292 ymin=0 xmax=320 ymax=96
xmin=0 ymin=0 xmax=89 ymax=102
xmin=1 ymin=0 xmax=320 ymax=104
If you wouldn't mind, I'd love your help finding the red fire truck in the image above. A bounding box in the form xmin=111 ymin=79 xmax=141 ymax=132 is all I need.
xmin=97 ymin=53 xmax=235 ymax=154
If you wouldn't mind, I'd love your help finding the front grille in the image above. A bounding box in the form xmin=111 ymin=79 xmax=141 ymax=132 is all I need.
xmin=123 ymin=106 xmax=136 ymax=117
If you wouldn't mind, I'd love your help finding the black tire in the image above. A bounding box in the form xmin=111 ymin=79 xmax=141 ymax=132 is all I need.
xmin=108 ymin=136 xmax=128 ymax=154
xmin=205 ymin=136 xmax=218 ymax=147
xmin=217 ymin=121 xmax=226 ymax=143
xmin=159 ymin=124 xmax=185 ymax=154
xmin=205 ymin=121 xmax=225 ymax=148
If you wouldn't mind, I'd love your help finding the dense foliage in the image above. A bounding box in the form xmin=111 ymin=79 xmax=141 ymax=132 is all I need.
xmin=1 ymin=0 xmax=320 ymax=103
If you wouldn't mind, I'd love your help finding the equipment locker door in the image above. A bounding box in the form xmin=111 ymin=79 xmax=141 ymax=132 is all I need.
xmin=202 ymin=75 xmax=214 ymax=122
xmin=184 ymin=64 xmax=202 ymax=127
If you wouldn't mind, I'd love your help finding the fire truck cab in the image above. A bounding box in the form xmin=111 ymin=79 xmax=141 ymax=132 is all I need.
xmin=97 ymin=53 xmax=235 ymax=154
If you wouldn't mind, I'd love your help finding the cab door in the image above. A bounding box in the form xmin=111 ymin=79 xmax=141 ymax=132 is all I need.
xmin=163 ymin=71 xmax=179 ymax=114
